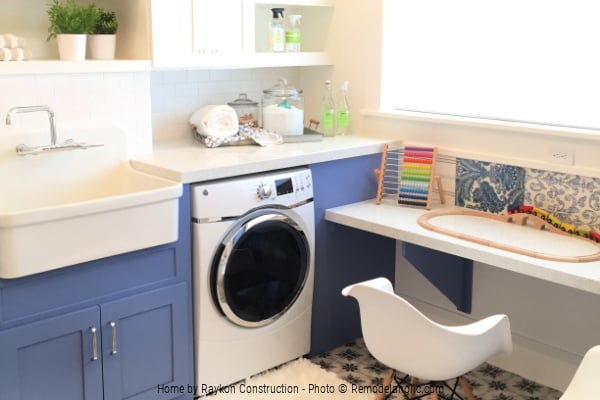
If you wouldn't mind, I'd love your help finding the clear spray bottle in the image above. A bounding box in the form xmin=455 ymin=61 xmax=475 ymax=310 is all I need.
xmin=269 ymin=8 xmax=285 ymax=52
xmin=335 ymin=81 xmax=350 ymax=135
xmin=321 ymin=80 xmax=336 ymax=137
xmin=286 ymin=15 xmax=302 ymax=52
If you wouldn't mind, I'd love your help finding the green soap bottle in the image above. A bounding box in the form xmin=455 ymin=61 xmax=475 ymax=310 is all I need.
xmin=285 ymin=14 xmax=302 ymax=52
xmin=321 ymin=80 xmax=335 ymax=137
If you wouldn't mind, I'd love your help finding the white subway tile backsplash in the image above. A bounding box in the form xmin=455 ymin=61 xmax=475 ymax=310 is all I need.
xmin=175 ymin=82 xmax=199 ymax=98
xmin=186 ymin=70 xmax=210 ymax=82
xmin=209 ymin=70 xmax=232 ymax=82
xmin=162 ymin=70 xmax=188 ymax=84
xmin=2 ymin=66 xmax=303 ymax=153
xmin=1 ymin=71 xmax=152 ymax=156
xmin=150 ymin=67 xmax=301 ymax=141
xmin=229 ymin=69 xmax=254 ymax=81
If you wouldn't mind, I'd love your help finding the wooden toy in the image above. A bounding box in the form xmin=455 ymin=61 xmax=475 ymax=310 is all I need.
xmin=375 ymin=143 xmax=445 ymax=209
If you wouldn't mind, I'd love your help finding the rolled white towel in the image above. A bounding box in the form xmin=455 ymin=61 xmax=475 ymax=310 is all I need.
xmin=0 ymin=47 xmax=32 ymax=61
xmin=190 ymin=105 xmax=239 ymax=138
xmin=0 ymin=34 xmax=26 ymax=49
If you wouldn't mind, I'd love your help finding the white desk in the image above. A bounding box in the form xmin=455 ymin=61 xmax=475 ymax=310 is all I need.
xmin=325 ymin=200 xmax=600 ymax=295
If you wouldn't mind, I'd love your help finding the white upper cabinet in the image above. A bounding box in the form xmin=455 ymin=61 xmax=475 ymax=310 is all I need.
xmin=0 ymin=0 xmax=334 ymax=74
xmin=192 ymin=0 xmax=244 ymax=59
xmin=151 ymin=0 xmax=334 ymax=68
xmin=151 ymin=0 xmax=246 ymax=68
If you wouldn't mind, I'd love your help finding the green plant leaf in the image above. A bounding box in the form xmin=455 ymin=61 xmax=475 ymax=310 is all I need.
xmin=94 ymin=8 xmax=118 ymax=34
xmin=47 ymin=0 xmax=97 ymax=40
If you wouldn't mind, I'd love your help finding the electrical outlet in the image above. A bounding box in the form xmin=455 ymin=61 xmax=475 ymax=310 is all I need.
xmin=546 ymin=148 xmax=574 ymax=165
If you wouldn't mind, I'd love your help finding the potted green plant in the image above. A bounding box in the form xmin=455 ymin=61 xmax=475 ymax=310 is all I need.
xmin=47 ymin=0 xmax=96 ymax=61
xmin=88 ymin=7 xmax=118 ymax=60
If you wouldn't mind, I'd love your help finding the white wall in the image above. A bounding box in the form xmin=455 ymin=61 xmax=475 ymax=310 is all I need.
xmin=329 ymin=0 xmax=600 ymax=392
xmin=0 ymin=72 xmax=152 ymax=156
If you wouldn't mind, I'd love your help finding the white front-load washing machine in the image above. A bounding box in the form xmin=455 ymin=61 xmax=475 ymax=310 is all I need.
xmin=191 ymin=167 xmax=315 ymax=391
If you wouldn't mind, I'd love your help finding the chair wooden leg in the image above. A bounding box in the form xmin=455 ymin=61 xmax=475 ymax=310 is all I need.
xmin=459 ymin=376 xmax=475 ymax=400
xmin=409 ymin=376 xmax=418 ymax=399
xmin=375 ymin=369 xmax=395 ymax=400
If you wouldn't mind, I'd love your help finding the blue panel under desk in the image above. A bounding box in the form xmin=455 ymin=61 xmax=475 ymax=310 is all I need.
xmin=402 ymin=242 xmax=473 ymax=314
xmin=310 ymin=154 xmax=396 ymax=356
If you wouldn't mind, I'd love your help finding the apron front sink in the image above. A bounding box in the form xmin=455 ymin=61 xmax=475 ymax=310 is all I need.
xmin=0 ymin=128 xmax=182 ymax=279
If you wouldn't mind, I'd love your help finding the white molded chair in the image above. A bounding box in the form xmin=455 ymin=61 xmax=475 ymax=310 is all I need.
xmin=560 ymin=345 xmax=600 ymax=399
xmin=342 ymin=277 xmax=512 ymax=400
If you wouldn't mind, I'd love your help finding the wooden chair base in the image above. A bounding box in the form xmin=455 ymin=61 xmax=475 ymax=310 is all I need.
xmin=459 ymin=376 xmax=475 ymax=400
xmin=374 ymin=370 xmax=475 ymax=400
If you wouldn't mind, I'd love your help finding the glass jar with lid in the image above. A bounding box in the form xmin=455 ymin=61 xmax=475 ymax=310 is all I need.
xmin=262 ymin=78 xmax=304 ymax=135
xmin=227 ymin=93 xmax=259 ymax=127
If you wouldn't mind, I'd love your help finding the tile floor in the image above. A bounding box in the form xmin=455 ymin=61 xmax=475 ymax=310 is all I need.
xmin=310 ymin=338 xmax=563 ymax=400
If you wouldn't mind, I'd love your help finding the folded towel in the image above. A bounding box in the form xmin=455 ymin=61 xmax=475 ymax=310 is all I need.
xmin=189 ymin=105 xmax=239 ymax=139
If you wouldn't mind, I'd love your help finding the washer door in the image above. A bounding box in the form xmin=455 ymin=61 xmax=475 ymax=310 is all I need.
xmin=212 ymin=209 xmax=310 ymax=328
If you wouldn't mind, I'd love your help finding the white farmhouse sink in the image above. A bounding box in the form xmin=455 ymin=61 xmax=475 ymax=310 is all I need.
xmin=0 ymin=127 xmax=182 ymax=279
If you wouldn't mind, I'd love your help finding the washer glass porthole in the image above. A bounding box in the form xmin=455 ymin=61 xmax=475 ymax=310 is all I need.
xmin=213 ymin=212 xmax=309 ymax=327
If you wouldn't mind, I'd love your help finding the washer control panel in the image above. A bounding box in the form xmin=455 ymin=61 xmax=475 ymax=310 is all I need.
xmin=256 ymin=169 xmax=313 ymax=202
xmin=191 ymin=168 xmax=313 ymax=219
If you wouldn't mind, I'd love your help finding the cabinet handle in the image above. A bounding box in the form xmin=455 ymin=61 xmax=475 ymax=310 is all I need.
xmin=110 ymin=321 xmax=118 ymax=355
xmin=90 ymin=327 xmax=98 ymax=361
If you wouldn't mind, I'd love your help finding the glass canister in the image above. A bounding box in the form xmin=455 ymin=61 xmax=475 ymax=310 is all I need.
xmin=227 ymin=93 xmax=259 ymax=127
xmin=262 ymin=78 xmax=304 ymax=135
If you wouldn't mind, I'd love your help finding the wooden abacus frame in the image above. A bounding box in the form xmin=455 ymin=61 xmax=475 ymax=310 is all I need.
xmin=375 ymin=143 xmax=445 ymax=209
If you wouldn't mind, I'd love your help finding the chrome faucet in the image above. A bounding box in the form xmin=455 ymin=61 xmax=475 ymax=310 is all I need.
xmin=5 ymin=105 xmax=102 ymax=156
xmin=6 ymin=105 xmax=57 ymax=146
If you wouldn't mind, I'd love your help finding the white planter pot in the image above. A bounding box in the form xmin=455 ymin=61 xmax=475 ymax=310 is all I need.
xmin=87 ymin=34 xmax=117 ymax=60
xmin=57 ymin=34 xmax=87 ymax=61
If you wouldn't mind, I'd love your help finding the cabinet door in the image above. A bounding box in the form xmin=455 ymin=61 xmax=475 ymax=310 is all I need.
xmin=0 ymin=307 xmax=103 ymax=400
xmin=192 ymin=0 xmax=243 ymax=56
xmin=101 ymin=283 xmax=191 ymax=400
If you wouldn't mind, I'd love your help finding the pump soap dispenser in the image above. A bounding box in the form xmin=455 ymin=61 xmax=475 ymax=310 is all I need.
xmin=269 ymin=8 xmax=285 ymax=52
xmin=286 ymin=15 xmax=302 ymax=52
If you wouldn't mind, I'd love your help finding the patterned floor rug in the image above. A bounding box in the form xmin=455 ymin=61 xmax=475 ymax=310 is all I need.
xmin=202 ymin=357 xmax=372 ymax=400
xmin=310 ymin=338 xmax=563 ymax=400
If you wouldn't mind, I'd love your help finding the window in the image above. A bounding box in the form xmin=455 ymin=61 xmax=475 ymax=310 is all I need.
xmin=381 ymin=1 xmax=600 ymax=131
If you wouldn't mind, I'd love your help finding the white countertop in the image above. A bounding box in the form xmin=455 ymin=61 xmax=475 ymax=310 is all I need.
xmin=325 ymin=200 xmax=600 ymax=295
xmin=131 ymin=136 xmax=389 ymax=183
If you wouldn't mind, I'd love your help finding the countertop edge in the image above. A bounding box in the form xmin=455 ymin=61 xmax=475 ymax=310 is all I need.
xmin=131 ymin=136 xmax=391 ymax=184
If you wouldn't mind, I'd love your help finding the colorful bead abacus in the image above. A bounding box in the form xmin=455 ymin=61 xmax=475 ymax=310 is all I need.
xmin=375 ymin=144 xmax=445 ymax=209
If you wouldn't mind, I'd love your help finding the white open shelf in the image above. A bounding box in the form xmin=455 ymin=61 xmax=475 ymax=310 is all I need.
xmin=0 ymin=59 xmax=151 ymax=75
xmin=254 ymin=0 xmax=334 ymax=6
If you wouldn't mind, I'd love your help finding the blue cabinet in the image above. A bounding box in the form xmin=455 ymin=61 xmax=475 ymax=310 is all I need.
xmin=102 ymin=284 xmax=189 ymax=400
xmin=0 ymin=284 xmax=188 ymax=400
xmin=0 ymin=186 xmax=193 ymax=400
xmin=0 ymin=307 xmax=103 ymax=400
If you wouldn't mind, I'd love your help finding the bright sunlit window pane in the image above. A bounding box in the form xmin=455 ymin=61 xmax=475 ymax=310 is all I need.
xmin=381 ymin=0 xmax=600 ymax=130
